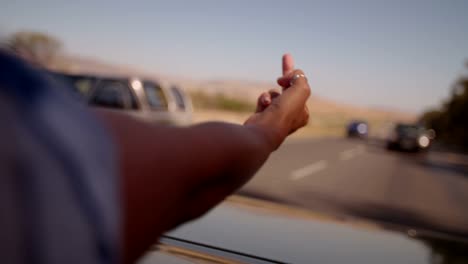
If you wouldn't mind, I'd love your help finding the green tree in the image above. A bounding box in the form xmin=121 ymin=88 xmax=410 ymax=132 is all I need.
xmin=7 ymin=31 xmax=62 ymax=67
xmin=444 ymin=77 xmax=468 ymax=147
xmin=421 ymin=63 xmax=468 ymax=150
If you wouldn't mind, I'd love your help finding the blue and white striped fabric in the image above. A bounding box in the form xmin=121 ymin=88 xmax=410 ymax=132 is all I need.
xmin=0 ymin=51 xmax=120 ymax=264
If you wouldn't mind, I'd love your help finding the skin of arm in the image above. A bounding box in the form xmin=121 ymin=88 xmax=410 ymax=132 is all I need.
xmin=96 ymin=54 xmax=311 ymax=263
xmin=97 ymin=113 xmax=278 ymax=263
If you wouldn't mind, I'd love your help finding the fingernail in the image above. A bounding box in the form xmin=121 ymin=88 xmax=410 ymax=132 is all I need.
xmin=263 ymin=97 xmax=271 ymax=104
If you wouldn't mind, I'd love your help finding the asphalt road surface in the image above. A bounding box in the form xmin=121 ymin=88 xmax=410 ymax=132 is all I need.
xmin=238 ymin=138 xmax=468 ymax=236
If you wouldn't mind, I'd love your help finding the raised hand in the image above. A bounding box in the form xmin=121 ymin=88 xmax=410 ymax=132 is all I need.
xmin=246 ymin=53 xmax=311 ymax=149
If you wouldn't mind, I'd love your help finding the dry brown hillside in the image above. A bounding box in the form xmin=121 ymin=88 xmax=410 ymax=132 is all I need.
xmin=52 ymin=54 xmax=416 ymax=137
xmin=169 ymin=78 xmax=416 ymax=137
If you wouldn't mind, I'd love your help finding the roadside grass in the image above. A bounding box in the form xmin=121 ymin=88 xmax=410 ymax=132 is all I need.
xmin=190 ymin=91 xmax=255 ymax=113
xmin=192 ymin=109 xmax=399 ymax=139
xmin=190 ymin=92 xmax=406 ymax=138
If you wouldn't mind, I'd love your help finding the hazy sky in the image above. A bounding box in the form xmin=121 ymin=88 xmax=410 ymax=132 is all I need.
xmin=1 ymin=0 xmax=467 ymax=113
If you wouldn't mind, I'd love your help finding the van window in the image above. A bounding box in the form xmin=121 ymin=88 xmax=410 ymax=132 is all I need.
xmin=171 ymin=86 xmax=186 ymax=110
xmin=143 ymin=82 xmax=168 ymax=110
xmin=90 ymin=81 xmax=137 ymax=109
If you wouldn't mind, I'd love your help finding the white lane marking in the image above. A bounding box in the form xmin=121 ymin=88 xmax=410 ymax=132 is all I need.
xmin=290 ymin=160 xmax=328 ymax=181
xmin=339 ymin=145 xmax=365 ymax=161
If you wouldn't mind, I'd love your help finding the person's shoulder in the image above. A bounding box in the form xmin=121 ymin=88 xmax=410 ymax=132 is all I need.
xmin=0 ymin=50 xmax=48 ymax=104
xmin=0 ymin=49 xmax=121 ymax=264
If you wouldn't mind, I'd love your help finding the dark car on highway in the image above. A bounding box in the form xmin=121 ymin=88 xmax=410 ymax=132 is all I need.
xmin=346 ymin=120 xmax=369 ymax=138
xmin=386 ymin=123 xmax=434 ymax=152
xmin=137 ymin=196 xmax=468 ymax=264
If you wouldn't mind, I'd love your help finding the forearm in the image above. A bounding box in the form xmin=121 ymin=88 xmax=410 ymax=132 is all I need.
xmin=176 ymin=122 xmax=275 ymax=221
xmin=157 ymin=122 xmax=275 ymax=189
xmin=95 ymin=110 xmax=277 ymax=263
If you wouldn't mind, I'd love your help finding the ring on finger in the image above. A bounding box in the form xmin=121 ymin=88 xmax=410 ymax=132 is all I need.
xmin=290 ymin=74 xmax=307 ymax=86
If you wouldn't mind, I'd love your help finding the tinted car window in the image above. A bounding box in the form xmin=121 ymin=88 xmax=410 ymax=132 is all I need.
xmin=396 ymin=124 xmax=424 ymax=137
xmin=72 ymin=78 xmax=95 ymax=96
xmin=397 ymin=124 xmax=415 ymax=132
xmin=144 ymin=82 xmax=168 ymax=110
xmin=170 ymin=86 xmax=186 ymax=110
xmin=48 ymin=73 xmax=86 ymax=100
xmin=90 ymin=81 xmax=137 ymax=109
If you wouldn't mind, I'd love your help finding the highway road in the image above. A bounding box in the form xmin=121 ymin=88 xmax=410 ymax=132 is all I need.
xmin=238 ymin=138 xmax=468 ymax=236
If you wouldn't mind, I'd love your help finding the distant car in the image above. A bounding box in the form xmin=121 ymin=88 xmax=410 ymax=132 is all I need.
xmin=347 ymin=120 xmax=369 ymax=138
xmin=87 ymin=77 xmax=193 ymax=125
xmin=50 ymin=72 xmax=193 ymax=125
xmin=386 ymin=123 xmax=434 ymax=152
